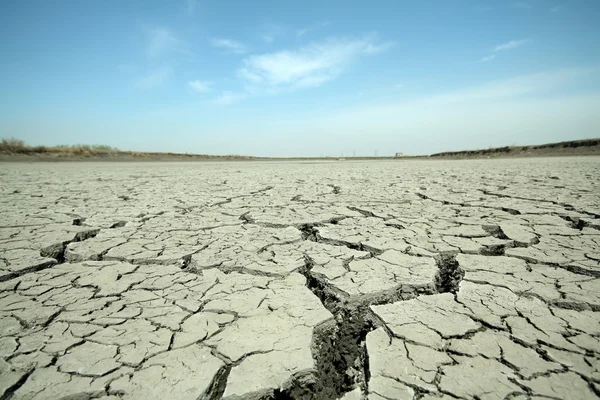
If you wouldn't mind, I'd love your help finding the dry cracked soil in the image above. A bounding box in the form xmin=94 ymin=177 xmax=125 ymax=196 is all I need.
xmin=0 ymin=157 xmax=599 ymax=400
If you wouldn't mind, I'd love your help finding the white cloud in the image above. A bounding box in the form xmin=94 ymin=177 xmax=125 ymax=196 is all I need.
xmin=210 ymin=38 xmax=247 ymax=54
xmin=237 ymin=36 xmax=393 ymax=90
xmin=494 ymin=39 xmax=531 ymax=52
xmin=146 ymin=28 xmax=178 ymax=58
xmin=213 ymin=91 xmax=246 ymax=105
xmin=135 ymin=67 xmax=171 ymax=89
xmin=262 ymin=34 xmax=274 ymax=44
xmin=479 ymin=54 xmax=496 ymax=63
xmin=188 ymin=80 xmax=213 ymax=93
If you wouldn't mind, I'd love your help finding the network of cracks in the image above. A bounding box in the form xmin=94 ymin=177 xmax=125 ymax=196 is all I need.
xmin=1 ymin=158 xmax=599 ymax=400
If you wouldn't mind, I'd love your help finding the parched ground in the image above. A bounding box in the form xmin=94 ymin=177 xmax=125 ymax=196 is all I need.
xmin=0 ymin=157 xmax=599 ymax=400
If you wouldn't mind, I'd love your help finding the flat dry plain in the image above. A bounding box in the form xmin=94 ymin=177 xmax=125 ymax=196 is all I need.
xmin=1 ymin=157 xmax=599 ymax=400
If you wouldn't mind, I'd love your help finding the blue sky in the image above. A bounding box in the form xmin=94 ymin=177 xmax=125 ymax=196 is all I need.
xmin=1 ymin=0 xmax=599 ymax=156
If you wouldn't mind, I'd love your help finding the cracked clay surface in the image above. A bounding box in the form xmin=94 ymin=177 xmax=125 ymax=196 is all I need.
xmin=0 ymin=157 xmax=599 ymax=400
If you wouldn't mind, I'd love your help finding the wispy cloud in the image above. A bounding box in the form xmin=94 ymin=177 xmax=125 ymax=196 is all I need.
xmin=188 ymin=80 xmax=213 ymax=93
xmin=301 ymin=67 xmax=600 ymax=153
xmin=512 ymin=1 xmax=533 ymax=9
xmin=550 ymin=4 xmax=565 ymax=12
xmin=429 ymin=67 xmax=596 ymax=103
xmin=296 ymin=27 xmax=309 ymax=37
xmin=186 ymin=0 xmax=197 ymax=14
xmin=213 ymin=91 xmax=246 ymax=105
xmin=210 ymin=38 xmax=247 ymax=54
xmin=296 ymin=21 xmax=330 ymax=37
xmin=237 ymin=35 xmax=393 ymax=90
xmin=494 ymin=39 xmax=531 ymax=52
xmin=135 ymin=67 xmax=171 ymax=89
xmin=480 ymin=39 xmax=531 ymax=62
xmin=146 ymin=28 xmax=179 ymax=58
xmin=259 ymin=23 xmax=285 ymax=45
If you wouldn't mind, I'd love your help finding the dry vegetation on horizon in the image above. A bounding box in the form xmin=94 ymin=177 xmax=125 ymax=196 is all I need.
xmin=428 ymin=138 xmax=600 ymax=158
xmin=0 ymin=137 xmax=254 ymax=160
xmin=1 ymin=137 xmax=120 ymax=156
xmin=2 ymin=137 xmax=600 ymax=161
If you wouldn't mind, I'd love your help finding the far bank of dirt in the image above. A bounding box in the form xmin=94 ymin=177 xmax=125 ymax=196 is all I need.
xmin=420 ymin=138 xmax=600 ymax=160
xmin=1 ymin=138 xmax=599 ymax=162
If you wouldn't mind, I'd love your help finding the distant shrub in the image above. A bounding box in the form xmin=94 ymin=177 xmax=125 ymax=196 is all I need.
xmin=1 ymin=137 xmax=26 ymax=152
xmin=91 ymin=144 xmax=119 ymax=152
xmin=31 ymin=145 xmax=49 ymax=153
xmin=0 ymin=139 xmax=123 ymax=156
xmin=71 ymin=145 xmax=91 ymax=155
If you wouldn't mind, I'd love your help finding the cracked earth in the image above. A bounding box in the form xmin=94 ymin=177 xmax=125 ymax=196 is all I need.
xmin=1 ymin=157 xmax=599 ymax=400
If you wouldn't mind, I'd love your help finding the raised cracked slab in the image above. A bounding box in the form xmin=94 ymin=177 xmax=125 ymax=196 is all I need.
xmin=1 ymin=158 xmax=599 ymax=399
